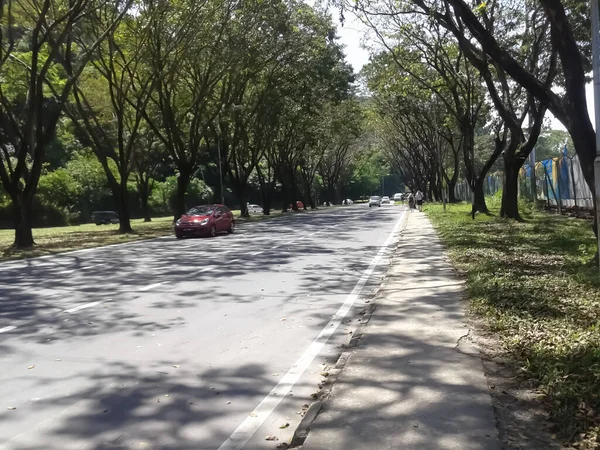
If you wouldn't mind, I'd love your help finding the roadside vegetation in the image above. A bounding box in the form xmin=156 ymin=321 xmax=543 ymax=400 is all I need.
xmin=426 ymin=200 xmax=600 ymax=448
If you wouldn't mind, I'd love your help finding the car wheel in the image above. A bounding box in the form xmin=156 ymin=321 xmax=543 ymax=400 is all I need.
xmin=176 ymin=233 xmax=183 ymax=239
xmin=369 ymin=204 xmax=372 ymax=207
xmin=210 ymin=225 xmax=217 ymax=237
xmin=228 ymin=221 xmax=235 ymax=234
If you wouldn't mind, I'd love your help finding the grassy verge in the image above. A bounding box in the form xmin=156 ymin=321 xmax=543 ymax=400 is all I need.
xmin=0 ymin=209 xmax=287 ymax=261
xmin=425 ymin=200 xmax=600 ymax=448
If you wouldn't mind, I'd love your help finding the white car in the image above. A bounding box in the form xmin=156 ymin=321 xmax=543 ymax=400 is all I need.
xmin=247 ymin=203 xmax=263 ymax=214
xmin=369 ymin=196 xmax=381 ymax=207
xmin=393 ymin=193 xmax=403 ymax=201
xmin=381 ymin=196 xmax=391 ymax=204
xmin=343 ymin=199 xmax=353 ymax=205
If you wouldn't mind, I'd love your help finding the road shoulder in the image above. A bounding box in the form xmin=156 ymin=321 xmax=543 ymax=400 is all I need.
xmin=296 ymin=211 xmax=499 ymax=450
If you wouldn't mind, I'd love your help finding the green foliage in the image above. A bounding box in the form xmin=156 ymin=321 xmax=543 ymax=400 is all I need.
xmin=150 ymin=176 xmax=213 ymax=215
xmin=426 ymin=202 xmax=600 ymax=447
xmin=38 ymin=168 xmax=82 ymax=213
xmin=535 ymin=130 xmax=575 ymax=161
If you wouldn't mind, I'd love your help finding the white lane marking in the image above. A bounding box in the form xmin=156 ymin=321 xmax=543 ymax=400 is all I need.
xmin=0 ymin=326 xmax=17 ymax=334
xmin=192 ymin=267 xmax=214 ymax=276
xmin=63 ymin=301 xmax=103 ymax=314
xmin=139 ymin=282 xmax=165 ymax=292
xmin=218 ymin=208 xmax=408 ymax=450
xmin=82 ymin=263 xmax=105 ymax=270
xmin=57 ymin=269 xmax=75 ymax=275
xmin=250 ymin=251 xmax=263 ymax=256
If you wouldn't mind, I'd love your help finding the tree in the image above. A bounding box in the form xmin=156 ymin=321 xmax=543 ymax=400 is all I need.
xmin=403 ymin=0 xmax=556 ymax=219
xmin=141 ymin=0 xmax=235 ymax=220
xmin=0 ymin=0 xmax=132 ymax=248
xmin=64 ymin=5 xmax=153 ymax=233
xmin=132 ymin=128 xmax=165 ymax=221
xmin=405 ymin=0 xmax=595 ymax=202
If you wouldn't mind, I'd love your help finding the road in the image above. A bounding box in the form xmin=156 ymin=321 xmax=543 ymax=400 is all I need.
xmin=0 ymin=205 xmax=406 ymax=450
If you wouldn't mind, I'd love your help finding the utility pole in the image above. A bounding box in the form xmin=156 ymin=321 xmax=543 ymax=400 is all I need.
xmin=592 ymin=0 xmax=600 ymax=271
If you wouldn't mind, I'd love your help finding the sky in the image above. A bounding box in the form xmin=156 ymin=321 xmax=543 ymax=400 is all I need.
xmin=332 ymin=9 xmax=596 ymax=134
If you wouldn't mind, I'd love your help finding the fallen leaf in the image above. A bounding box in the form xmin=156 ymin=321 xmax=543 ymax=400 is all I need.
xmin=7 ymin=406 xmax=16 ymax=410
xmin=164 ymin=394 xmax=170 ymax=397
xmin=226 ymin=401 xmax=231 ymax=405
xmin=320 ymin=371 xmax=329 ymax=377
xmin=276 ymin=443 xmax=289 ymax=449
xmin=28 ymin=364 xmax=35 ymax=370
xmin=249 ymin=412 xmax=258 ymax=417
xmin=265 ymin=435 xmax=278 ymax=441
xmin=173 ymin=365 xmax=180 ymax=368
xmin=279 ymin=423 xmax=290 ymax=429
xmin=272 ymin=373 xmax=279 ymax=376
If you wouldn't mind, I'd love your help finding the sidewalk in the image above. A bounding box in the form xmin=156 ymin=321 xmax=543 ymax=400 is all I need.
xmin=300 ymin=211 xmax=499 ymax=450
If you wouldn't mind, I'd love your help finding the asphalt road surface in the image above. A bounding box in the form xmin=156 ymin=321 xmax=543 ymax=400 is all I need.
xmin=0 ymin=205 xmax=406 ymax=450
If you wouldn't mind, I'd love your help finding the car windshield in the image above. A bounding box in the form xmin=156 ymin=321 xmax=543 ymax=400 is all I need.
xmin=187 ymin=206 xmax=215 ymax=216
xmin=370 ymin=196 xmax=380 ymax=200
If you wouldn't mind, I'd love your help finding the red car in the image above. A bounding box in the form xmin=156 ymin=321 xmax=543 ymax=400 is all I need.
xmin=289 ymin=201 xmax=305 ymax=210
xmin=175 ymin=205 xmax=235 ymax=239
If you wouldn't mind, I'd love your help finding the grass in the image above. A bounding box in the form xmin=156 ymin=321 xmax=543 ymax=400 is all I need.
xmin=425 ymin=199 xmax=600 ymax=449
xmin=0 ymin=209 xmax=286 ymax=261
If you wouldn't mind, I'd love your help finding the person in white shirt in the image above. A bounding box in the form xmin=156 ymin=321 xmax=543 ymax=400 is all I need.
xmin=414 ymin=190 xmax=424 ymax=211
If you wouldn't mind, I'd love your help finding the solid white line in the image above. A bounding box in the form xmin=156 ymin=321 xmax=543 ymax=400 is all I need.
xmin=63 ymin=301 xmax=103 ymax=314
xmin=217 ymin=209 xmax=408 ymax=450
xmin=0 ymin=326 xmax=17 ymax=334
xmin=138 ymin=282 xmax=165 ymax=292
xmin=58 ymin=269 xmax=75 ymax=275
xmin=192 ymin=267 xmax=214 ymax=276
xmin=82 ymin=263 xmax=105 ymax=270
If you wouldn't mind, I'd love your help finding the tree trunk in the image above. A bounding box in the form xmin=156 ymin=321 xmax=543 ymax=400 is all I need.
xmin=12 ymin=192 xmax=35 ymax=249
xmin=141 ymin=195 xmax=151 ymax=222
xmin=138 ymin=178 xmax=152 ymax=222
xmin=236 ymin=182 xmax=249 ymax=218
xmin=471 ymin=178 xmax=489 ymax=218
xmin=117 ymin=180 xmax=133 ymax=234
xmin=447 ymin=178 xmax=458 ymax=203
xmin=500 ymin=155 xmax=524 ymax=221
xmin=174 ymin=171 xmax=192 ymax=220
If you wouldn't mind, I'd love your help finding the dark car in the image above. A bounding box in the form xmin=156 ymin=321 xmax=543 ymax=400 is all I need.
xmin=92 ymin=211 xmax=119 ymax=225
xmin=174 ymin=205 xmax=235 ymax=239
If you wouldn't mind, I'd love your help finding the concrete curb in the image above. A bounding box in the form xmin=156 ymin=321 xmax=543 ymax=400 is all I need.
xmin=289 ymin=210 xmax=410 ymax=448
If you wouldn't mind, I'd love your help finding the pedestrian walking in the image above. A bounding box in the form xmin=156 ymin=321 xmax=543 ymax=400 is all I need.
xmin=414 ymin=190 xmax=424 ymax=212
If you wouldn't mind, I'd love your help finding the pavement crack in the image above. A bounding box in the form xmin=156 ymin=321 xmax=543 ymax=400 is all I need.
xmin=454 ymin=329 xmax=471 ymax=348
